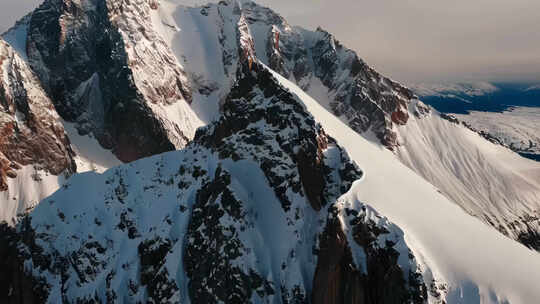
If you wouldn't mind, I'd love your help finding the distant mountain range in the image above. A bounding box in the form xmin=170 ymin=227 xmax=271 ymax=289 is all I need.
xmin=412 ymin=82 xmax=540 ymax=114
xmin=412 ymin=82 xmax=540 ymax=161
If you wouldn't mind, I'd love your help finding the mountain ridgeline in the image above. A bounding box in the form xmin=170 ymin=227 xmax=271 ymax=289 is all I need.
xmin=0 ymin=59 xmax=428 ymax=303
xmin=0 ymin=0 xmax=540 ymax=303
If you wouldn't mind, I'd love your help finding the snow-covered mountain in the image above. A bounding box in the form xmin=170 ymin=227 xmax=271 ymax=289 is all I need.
xmin=0 ymin=61 xmax=431 ymax=304
xmin=4 ymin=58 xmax=540 ymax=303
xmin=153 ymin=0 xmax=540 ymax=250
xmin=1 ymin=0 xmax=540 ymax=303
xmin=151 ymin=0 xmax=414 ymax=148
xmin=0 ymin=0 xmax=206 ymax=222
xmin=170 ymin=1 xmax=540 ymax=250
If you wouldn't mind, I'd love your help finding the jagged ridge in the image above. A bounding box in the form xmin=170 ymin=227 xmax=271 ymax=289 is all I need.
xmin=0 ymin=62 xmax=427 ymax=303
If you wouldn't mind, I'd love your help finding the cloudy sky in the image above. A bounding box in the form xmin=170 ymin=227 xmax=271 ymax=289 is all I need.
xmin=2 ymin=0 xmax=540 ymax=84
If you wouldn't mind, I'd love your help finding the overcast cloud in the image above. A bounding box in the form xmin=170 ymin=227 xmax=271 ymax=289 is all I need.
xmin=2 ymin=0 xmax=540 ymax=84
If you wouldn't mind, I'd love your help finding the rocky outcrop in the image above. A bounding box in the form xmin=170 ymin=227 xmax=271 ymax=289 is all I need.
xmin=0 ymin=39 xmax=75 ymax=195
xmin=295 ymin=27 xmax=414 ymax=150
xmin=237 ymin=13 xmax=257 ymax=70
xmin=413 ymin=100 xmax=431 ymax=118
xmin=232 ymin=1 xmax=416 ymax=150
xmin=312 ymin=208 xmax=360 ymax=304
xmin=25 ymin=0 xmax=197 ymax=162
xmin=0 ymin=221 xmax=49 ymax=304
xmin=313 ymin=204 xmax=427 ymax=304
xmin=195 ymin=63 xmax=347 ymax=213
xmin=185 ymin=166 xmax=275 ymax=303
xmin=138 ymin=237 xmax=178 ymax=302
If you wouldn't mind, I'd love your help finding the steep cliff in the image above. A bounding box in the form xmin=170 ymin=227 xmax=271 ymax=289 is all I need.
xmin=0 ymin=39 xmax=75 ymax=223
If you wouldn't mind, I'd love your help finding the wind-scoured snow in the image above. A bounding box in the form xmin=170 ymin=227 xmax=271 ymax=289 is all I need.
xmin=268 ymin=66 xmax=540 ymax=304
xmin=396 ymin=106 xmax=540 ymax=243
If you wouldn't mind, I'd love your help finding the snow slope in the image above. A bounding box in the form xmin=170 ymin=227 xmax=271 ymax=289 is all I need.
xmin=395 ymin=107 xmax=540 ymax=248
xmin=151 ymin=0 xmax=245 ymax=123
xmin=269 ymin=67 xmax=540 ymax=304
xmin=0 ymin=166 xmax=66 ymax=225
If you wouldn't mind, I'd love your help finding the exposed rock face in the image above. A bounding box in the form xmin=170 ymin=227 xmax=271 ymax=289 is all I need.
xmin=151 ymin=0 xmax=417 ymax=151
xmin=413 ymin=100 xmax=431 ymax=118
xmin=195 ymin=63 xmax=334 ymax=213
xmin=0 ymin=221 xmax=49 ymax=304
xmin=232 ymin=1 xmax=416 ymax=149
xmin=518 ymin=217 xmax=540 ymax=251
xmin=0 ymin=63 xmax=427 ymax=303
xmin=306 ymin=27 xmax=412 ymax=147
xmin=0 ymin=39 xmax=75 ymax=196
xmin=25 ymin=0 xmax=197 ymax=162
xmin=237 ymin=13 xmax=257 ymax=69
xmin=313 ymin=205 xmax=427 ymax=304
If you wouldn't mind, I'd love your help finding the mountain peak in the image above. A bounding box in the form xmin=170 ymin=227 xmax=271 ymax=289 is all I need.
xmin=0 ymin=1 xmax=539 ymax=303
